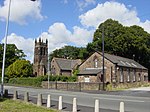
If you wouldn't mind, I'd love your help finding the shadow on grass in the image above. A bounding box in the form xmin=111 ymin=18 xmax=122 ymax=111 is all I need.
xmin=0 ymin=93 xmax=13 ymax=102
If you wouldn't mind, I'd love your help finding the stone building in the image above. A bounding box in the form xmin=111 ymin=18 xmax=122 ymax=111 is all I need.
xmin=78 ymin=52 xmax=148 ymax=83
xmin=51 ymin=57 xmax=81 ymax=76
xmin=33 ymin=38 xmax=48 ymax=76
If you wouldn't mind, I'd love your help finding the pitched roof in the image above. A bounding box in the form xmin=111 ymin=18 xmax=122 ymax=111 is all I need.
xmin=98 ymin=52 xmax=147 ymax=70
xmin=54 ymin=58 xmax=81 ymax=70
xmin=78 ymin=69 xmax=101 ymax=75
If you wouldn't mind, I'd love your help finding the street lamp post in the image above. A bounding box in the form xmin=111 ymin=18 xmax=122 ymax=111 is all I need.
xmin=1 ymin=0 xmax=11 ymax=97
xmin=102 ymin=26 xmax=105 ymax=90
xmin=1 ymin=0 xmax=38 ymax=97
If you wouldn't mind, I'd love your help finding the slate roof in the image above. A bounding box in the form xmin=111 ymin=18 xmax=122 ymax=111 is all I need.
xmin=98 ymin=52 xmax=147 ymax=70
xmin=78 ymin=69 xmax=101 ymax=75
xmin=55 ymin=58 xmax=81 ymax=70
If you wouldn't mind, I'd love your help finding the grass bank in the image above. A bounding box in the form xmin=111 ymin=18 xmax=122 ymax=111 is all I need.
xmin=0 ymin=98 xmax=58 ymax=112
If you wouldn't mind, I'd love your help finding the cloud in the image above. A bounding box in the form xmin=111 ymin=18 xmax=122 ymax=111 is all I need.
xmin=63 ymin=0 xmax=68 ymax=4
xmin=0 ymin=0 xmax=44 ymax=25
xmin=2 ymin=1 xmax=150 ymax=62
xmin=140 ymin=20 xmax=150 ymax=33
xmin=70 ymin=26 xmax=93 ymax=46
xmin=1 ymin=33 xmax=34 ymax=62
xmin=79 ymin=1 xmax=140 ymax=28
xmin=1 ymin=22 xmax=93 ymax=62
xmin=39 ymin=23 xmax=93 ymax=52
xmin=79 ymin=1 xmax=150 ymax=33
xmin=76 ymin=0 xmax=96 ymax=11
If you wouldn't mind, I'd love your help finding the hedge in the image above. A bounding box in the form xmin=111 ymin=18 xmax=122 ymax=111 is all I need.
xmin=7 ymin=75 xmax=77 ymax=87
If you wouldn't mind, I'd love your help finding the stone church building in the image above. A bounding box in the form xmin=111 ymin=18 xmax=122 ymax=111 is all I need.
xmin=78 ymin=52 xmax=148 ymax=83
xmin=33 ymin=38 xmax=48 ymax=76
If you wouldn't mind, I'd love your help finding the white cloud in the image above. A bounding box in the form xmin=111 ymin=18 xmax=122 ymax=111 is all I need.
xmin=63 ymin=0 xmax=68 ymax=4
xmin=79 ymin=1 xmax=150 ymax=33
xmin=140 ymin=20 xmax=150 ymax=33
xmin=76 ymin=0 xmax=96 ymax=11
xmin=2 ymin=1 xmax=150 ymax=62
xmin=0 ymin=0 xmax=43 ymax=25
xmin=70 ymin=26 xmax=93 ymax=46
xmin=79 ymin=1 xmax=140 ymax=28
xmin=39 ymin=23 xmax=93 ymax=53
xmin=1 ymin=22 xmax=93 ymax=62
xmin=1 ymin=33 xmax=34 ymax=62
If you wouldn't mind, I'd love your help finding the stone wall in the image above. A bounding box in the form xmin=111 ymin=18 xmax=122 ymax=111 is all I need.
xmin=42 ymin=81 xmax=105 ymax=91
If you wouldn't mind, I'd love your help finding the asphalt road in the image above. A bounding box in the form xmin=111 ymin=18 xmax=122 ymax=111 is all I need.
xmin=4 ymin=86 xmax=150 ymax=112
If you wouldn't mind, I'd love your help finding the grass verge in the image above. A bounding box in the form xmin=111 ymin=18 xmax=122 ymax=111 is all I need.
xmin=0 ymin=98 xmax=58 ymax=112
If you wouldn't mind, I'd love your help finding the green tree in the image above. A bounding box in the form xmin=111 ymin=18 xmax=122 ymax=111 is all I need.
xmin=6 ymin=59 xmax=33 ymax=78
xmin=89 ymin=19 xmax=150 ymax=79
xmin=0 ymin=44 xmax=26 ymax=75
xmin=50 ymin=45 xmax=88 ymax=60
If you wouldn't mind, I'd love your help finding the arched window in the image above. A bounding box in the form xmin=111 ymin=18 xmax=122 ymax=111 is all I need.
xmin=120 ymin=68 xmax=123 ymax=82
xmin=94 ymin=58 xmax=98 ymax=68
xmin=138 ymin=73 xmax=141 ymax=81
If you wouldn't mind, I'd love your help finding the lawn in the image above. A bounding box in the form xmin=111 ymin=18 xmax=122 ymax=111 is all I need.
xmin=0 ymin=98 xmax=58 ymax=112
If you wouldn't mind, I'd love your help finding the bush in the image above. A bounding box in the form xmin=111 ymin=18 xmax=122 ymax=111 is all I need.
xmin=0 ymin=77 xmax=9 ymax=83
xmin=7 ymin=75 xmax=77 ymax=87
xmin=8 ymin=77 xmax=43 ymax=87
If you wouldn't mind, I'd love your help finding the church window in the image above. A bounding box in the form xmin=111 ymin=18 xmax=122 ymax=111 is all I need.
xmin=120 ymin=68 xmax=123 ymax=82
xmin=94 ymin=58 xmax=98 ymax=68
xmin=127 ymin=69 xmax=130 ymax=82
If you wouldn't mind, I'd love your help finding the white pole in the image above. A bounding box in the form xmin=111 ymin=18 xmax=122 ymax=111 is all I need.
xmin=1 ymin=0 xmax=11 ymax=97
xmin=47 ymin=94 xmax=51 ymax=108
xmin=58 ymin=96 xmax=63 ymax=110
xmin=120 ymin=102 xmax=124 ymax=112
xmin=73 ymin=98 xmax=77 ymax=112
xmin=95 ymin=99 xmax=99 ymax=112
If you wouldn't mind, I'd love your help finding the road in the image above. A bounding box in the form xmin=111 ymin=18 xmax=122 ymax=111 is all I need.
xmin=4 ymin=86 xmax=150 ymax=112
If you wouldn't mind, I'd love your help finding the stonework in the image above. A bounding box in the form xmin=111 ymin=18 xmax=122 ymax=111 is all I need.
xmin=51 ymin=57 xmax=81 ymax=76
xmin=78 ymin=52 xmax=148 ymax=83
xmin=33 ymin=38 xmax=48 ymax=76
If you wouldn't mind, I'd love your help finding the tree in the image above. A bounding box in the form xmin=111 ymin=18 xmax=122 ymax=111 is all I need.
xmin=89 ymin=19 xmax=150 ymax=80
xmin=0 ymin=44 xmax=26 ymax=75
xmin=6 ymin=59 xmax=33 ymax=78
xmin=50 ymin=45 xmax=88 ymax=60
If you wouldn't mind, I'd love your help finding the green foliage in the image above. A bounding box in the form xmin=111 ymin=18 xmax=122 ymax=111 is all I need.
xmin=50 ymin=45 xmax=88 ymax=60
xmin=7 ymin=75 xmax=77 ymax=87
xmin=0 ymin=44 xmax=26 ymax=66
xmin=88 ymin=19 xmax=150 ymax=79
xmin=6 ymin=60 xmax=33 ymax=78
xmin=0 ymin=44 xmax=26 ymax=75
xmin=0 ymin=77 xmax=9 ymax=83
xmin=8 ymin=77 xmax=44 ymax=87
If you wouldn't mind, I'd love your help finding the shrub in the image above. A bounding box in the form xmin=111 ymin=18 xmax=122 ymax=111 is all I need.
xmin=7 ymin=75 xmax=77 ymax=87
xmin=8 ymin=77 xmax=43 ymax=87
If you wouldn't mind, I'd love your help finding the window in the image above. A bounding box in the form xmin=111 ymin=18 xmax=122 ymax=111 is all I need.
xmin=138 ymin=73 xmax=141 ymax=81
xmin=120 ymin=68 xmax=123 ymax=82
xmin=133 ymin=69 xmax=136 ymax=82
xmin=94 ymin=58 xmax=98 ymax=68
xmin=127 ymin=69 xmax=130 ymax=82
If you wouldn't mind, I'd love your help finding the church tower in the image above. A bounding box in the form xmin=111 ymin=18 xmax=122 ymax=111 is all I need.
xmin=33 ymin=38 xmax=48 ymax=76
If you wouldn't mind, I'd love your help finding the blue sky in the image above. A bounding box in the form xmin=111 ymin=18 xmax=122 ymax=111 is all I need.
xmin=0 ymin=0 xmax=150 ymax=62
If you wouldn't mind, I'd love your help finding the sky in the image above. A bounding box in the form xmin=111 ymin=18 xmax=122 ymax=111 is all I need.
xmin=0 ymin=0 xmax=150 ymax=62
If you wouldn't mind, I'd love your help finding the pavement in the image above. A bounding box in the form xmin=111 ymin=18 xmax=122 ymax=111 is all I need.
xmin=128 ymin=86 xmax=150 ymax=91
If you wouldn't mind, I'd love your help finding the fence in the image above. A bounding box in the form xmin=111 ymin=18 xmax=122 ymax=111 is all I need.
xmin=42 ymin=81 xmax=106 ymax=91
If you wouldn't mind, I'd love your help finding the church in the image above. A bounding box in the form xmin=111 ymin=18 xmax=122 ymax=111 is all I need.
xmin=33 ymin=38 xmax=48 ymax=76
